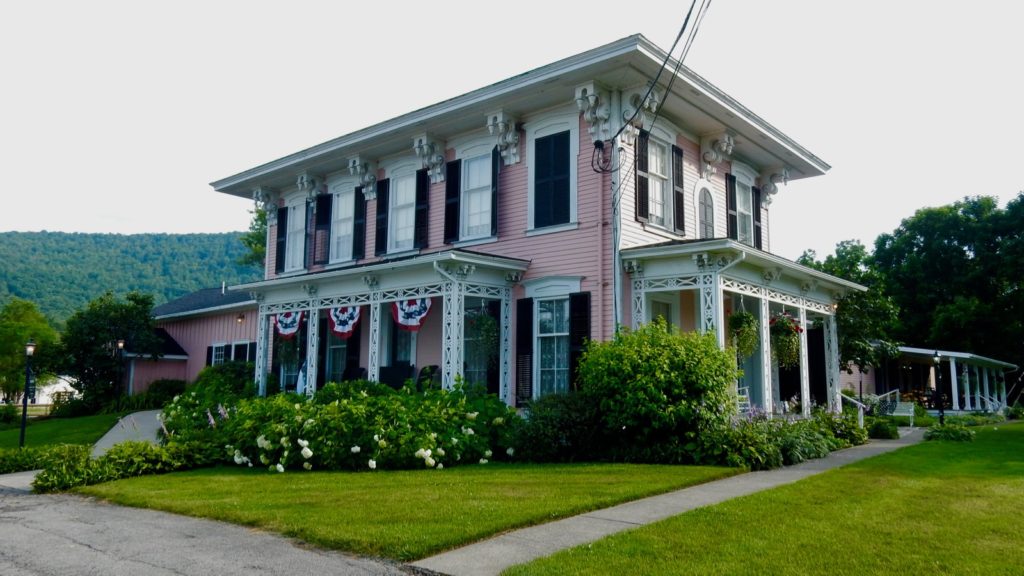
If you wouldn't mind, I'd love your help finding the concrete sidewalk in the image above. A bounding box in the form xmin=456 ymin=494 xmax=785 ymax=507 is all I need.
xmin=90 ymin=409 xmax=163 ymax=457
xmin=412 ymin=428 xmax=925 ymax=576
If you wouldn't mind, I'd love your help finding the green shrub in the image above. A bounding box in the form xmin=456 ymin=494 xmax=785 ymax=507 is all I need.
xmin=578 ymin=320 xmax=738 ymax=461
xmin=30 ymin=445 xmax=95 ymax=492
xmin=31 ymin=441 xmax=198 ymax=493
xmin=867 ymin=418 xmax=900 ymax=439
xmin=924 ymin=423 xmax=975 ymax=442
xmin=813 ymin=410 xmax=868 ymax=447
xmin=0 ymin=445 xmax=74 ymax=474
xmin=1008 ymin=401 xmax=1024 ymax=420
xmin=146 ymin=379 xmax=187 ymax=406
xmin=707 ymin=416 xmax=783 ymax=471
xmin=945 ymin=413 xmax=1005 ymax=427
xmin=50 ymin=397 xmax=95 ymax=418
xmin=513 ymin=393 xmax=603 ymax=462
xmin=189 ymin=362 xmax=258 ymax=406
xmin=778 ymin=422 xmax=832 ymax=465
xmin=1 ymin=403 xmax=17 ymax=424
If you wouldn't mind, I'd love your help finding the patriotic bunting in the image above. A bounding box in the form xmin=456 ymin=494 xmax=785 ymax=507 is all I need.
xmin=328 ymin=306 xmax=361 ymax=339
xmin=392 ymin=298 xmax=432 ymax=332
xmin=275 ymin=311 xmax=303 ymax=339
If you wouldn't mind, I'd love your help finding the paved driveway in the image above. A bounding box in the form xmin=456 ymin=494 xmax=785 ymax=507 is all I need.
xmin=0 ymin=487 xmax=413 ymax=576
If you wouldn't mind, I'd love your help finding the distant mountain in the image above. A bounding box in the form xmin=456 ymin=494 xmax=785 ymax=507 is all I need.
xmin=0 ymin=231 xmax=261 ymax=326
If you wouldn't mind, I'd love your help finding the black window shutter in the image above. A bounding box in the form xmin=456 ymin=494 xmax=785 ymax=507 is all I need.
xmin=444 ymin=160 xmax=461 ymax=244
xmin=726 ymin=174 xmax=738 ymax=240
xmin=516 ymin=297 xmax=534 ymax=405
xmin=672 ymin=145 xmax=686 ymax=234
xmin=205 ymin=346 xmax=213 ymax=367
xmin=304 ymin=201 xmax=314 ymax=269
xmin=534 ymin=131 xmax=570 ymax=228
xmin=490 ymin=146 xmax=500 ymax=237
xmin=568 ymin=291 xmax=591 ymax=392
xmin=275 ymin=207 xmax=288 ymax=274
xmin=635 ymin=130 xmax=650 ymax=223
xmin=752 ymin=186 xmax=763 ymax=249
xmin=414 ymin=168 xmax=430 ymax=249
xmin=352 ymin=186 xmax=366 ymax=260
xmin=232 ymin=343 xmax=247 ymax=362
xmin=375 ymin=179 xmax=390 ymax=256
xmin=314 ymin=193 xmax=332 ymax=265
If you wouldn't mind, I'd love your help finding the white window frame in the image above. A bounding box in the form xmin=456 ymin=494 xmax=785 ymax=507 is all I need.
xmin=523 ymin=276 xmax=582 ymax=399
xmin=211 ymin=342 xmax=227 ymax=366
xmin=284 ymin=196 xmax=306 ymax=272
xmin=327 ymin=177 xmax=358 ymax=264
xmin=455 ymin=137 xmax=495 ymax=242
xmin=642 ymin=123 xmax=681 ymax=233
xmin=384 ymin=161 xmax=418 ymax=254
xmin=229 ymin=340 xmax=249 ymax=362
xmin=732 ymin=161 xmax=758 ymax=247
xmin=525 ymin=108 xmax=579 ymax=235
xmin=534 ymin=297 xmax=570 ymax=398
xmin=692 ymin=177 xmax=716 ymax=239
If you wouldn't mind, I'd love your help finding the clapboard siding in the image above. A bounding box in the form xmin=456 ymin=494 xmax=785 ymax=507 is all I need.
xmin=158 ymin=309 xmax=258 ymax=382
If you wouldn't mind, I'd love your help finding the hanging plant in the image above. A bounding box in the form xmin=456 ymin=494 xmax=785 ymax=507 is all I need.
xmin=728 ymin=311 xmax=759 ymax=360
xmin=769 ymin=311 xmax=803 ymax=368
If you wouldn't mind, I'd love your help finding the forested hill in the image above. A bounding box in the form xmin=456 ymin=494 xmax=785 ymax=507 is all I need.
xmin=0 ymin=231 xmax=261 ymax=325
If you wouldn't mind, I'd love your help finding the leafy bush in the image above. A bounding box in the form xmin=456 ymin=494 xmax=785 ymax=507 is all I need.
xmin=50 ymin=396 xmax=96 ymax=418
xmin=945 ymin=413 xmax=1005 ymax=427
xmin=815 ymin=410 xmax=868 ymax=447
xmin=189 ymin=362 xmax=258 ymax=406
xmin=778 ymin=422 xmax=833 ymax=465
xmin=1008 ymin=401 xmax=1024 ymax=420
xmin=513 ymin=393 xmax=603 ymax=462
xmin=867 ymin=417 xmax=900 ymax=440
xmin=1 ymin=402 xmax=17 ymax=424
xmin=0 ymin=445 xmax=85 ymax=474
xmin=924 ymin=423 xmax=975 ymax=442
xmin=32 ymin=441 xmax=197 ymax=493
xmin=705 ymin=416 xmax=783 ymax=471
xmin=578 ymin=320 xmax=738 ymax=462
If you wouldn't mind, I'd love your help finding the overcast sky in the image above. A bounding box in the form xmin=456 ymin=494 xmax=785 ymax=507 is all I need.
xmin=1 ymin=0 xmax=1021 ymax=260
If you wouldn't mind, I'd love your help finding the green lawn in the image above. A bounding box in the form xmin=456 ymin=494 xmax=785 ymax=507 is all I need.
xmin=79 ymin=463 xmax=737 ymax=561
xmin=505 ymin=423 xmax=1024 ymax=576
xmin=0 ymin=413 xmax=119 ymax=449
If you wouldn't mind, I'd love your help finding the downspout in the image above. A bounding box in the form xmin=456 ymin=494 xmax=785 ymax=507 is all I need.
xmin=611 ymin=89 xmax=623 ymax=330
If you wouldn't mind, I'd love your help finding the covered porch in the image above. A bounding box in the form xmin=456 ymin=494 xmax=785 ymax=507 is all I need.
xmin=621 ymin=240 xmax=864 ymax=416
xmin=874 ymin=347 xmax=1017 ymax=413
xmin=238 ymin=250 xmax=528 ymax=403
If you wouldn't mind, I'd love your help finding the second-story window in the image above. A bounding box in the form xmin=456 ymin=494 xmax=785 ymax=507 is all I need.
xmin=375 ymin=165 xmax=429 ymax=257
xmin=635 ymin=129 xmax=685 ymax=234
xmin=389 ymin=174 xmax=416 ymax=252
xmin=462 ymin=154 xmax=492 ymax=239
xmin=533 ymin=131 xmax=571 ymax=229
xmin=285 ymin=200 xmax=306 ymax=271
xmin=330 ymin=187 xmax=355 ymax=261
xmin=726 ymin=165 xmax=762 ymax=249
xmin=445 ymin=142 xmax=499 ymax=245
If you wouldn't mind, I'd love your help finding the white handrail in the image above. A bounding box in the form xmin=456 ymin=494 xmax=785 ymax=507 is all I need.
xmin=877 ymin=389 xmax=901 ymax=402
xmin=841 ymin=395 xmax=866 ymax=429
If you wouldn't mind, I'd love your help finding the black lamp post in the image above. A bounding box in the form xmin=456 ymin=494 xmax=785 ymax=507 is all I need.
xmin=19 ymin=339 xmax=35 ymax=448
xmin=116 ymin=339 xmax=125 ymax=396
xmin=933 ymin=350 xmax=945 ymax=426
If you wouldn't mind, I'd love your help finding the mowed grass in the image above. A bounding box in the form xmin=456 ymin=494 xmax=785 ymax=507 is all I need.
xmin=79 ymin=462 xmax=737 ymax=561
xmin=0 ymin=413 xmax=120 ymax=449
xmin=505 ymin=423 xmax=1024 ymax=576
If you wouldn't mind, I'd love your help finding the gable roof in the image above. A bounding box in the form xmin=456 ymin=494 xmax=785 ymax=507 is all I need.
xmin=153 ymin=287 xmax=256 ymax=320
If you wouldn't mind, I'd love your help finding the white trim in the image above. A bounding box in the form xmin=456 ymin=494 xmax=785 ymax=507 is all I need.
xmin=525 ymin=107 xmax=579 ymax=231
xmin=523 ymin=276 xmax=582 ymax=299
xmin=452 ymin=236 xmax=497 ymax=249
xmin=384 ymin=163 xmax=418 ymax=254
xmin=524 ymin=222 xmax=579 ymax=237
xmin=154 ymin=300 xmax=256 ymax=321
xmin=327 ymin=175 xmax=359 ymax=264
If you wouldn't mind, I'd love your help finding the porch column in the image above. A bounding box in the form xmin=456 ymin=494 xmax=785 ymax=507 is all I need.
xmin=798 ymin=307 xmax=810 ymax=416
xmin=963 ymin=365 xmax=973 ymax=410
xmin=441 ymin=279 xmax=466 ymax=390
xmin=255 ymin=307 xmax=270 ymax=396
xmin=982 ymin=367 xmax=991 ymax=410
xmin=824 ymin=314 xmax=841 ymax=413
xmin=1000 ymin=374 xmax=1008 ymax=410
xmin=973 ymin=365 xmax=981 ymax=410
xmin=759 ymin=291 xmax=773 ymax=414
xmin=948 ymin=357 xmax=960 ymax=411
xmin=500 ymin=288 xmax=512 ymax=404
xmin=631 ymin=276 xmax=646 ymax=329
xmin=304 ymin=308 xmax=320 ymax=398
xmin=367 ymin=301 xmax=382 ymax=383
xmin=698 ymin=271 xmax=721 ymax=344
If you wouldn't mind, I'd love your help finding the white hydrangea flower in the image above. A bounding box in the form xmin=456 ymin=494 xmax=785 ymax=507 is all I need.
xmin=424 ymin=457 xmax=436 ymax=468
xmin=368 ymin=459 xmax=377 ymax=470
xmin=280 ymin=436 xmax=289 ymax=447
xmin=436 ymin=463 xmax=444 ymax=470
xmin=378 ymin=439 xmax=387 ymax=448
xmin=275 ymin=463 xmax=285 ymax=473
xmin=479 ymin=458 xmax=489 ymax=465
xmin=351 ymin=445 xmax=361 ymax=454
xmin=436 ymin=448 xmax=445 ymax=457
xmin=484 ymin=450 xmax=492 ymax=458
xmin=302 ymin=462 xmax=312 ymax=470
xmin=492 ymin=417 xmax=504 ymax=426
xmin=301 ymin=447 xmax=313 ymax=460
xmin=467 ymin=412 xmax=478 ymax=421
xmin=506 ymin=447 xmax=515 ymax=457
xmin=297 ymin=439 xmax=309 ymax=448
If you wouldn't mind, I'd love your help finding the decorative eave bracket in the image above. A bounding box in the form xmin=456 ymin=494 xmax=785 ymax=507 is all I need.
xmin=620 ymin=84 xmax=661 ymax=143
xmin=486 ymin=109 xmax=520 ymax=166
xmin=623 ymin=259 xmax=643 ymax=275
xmin=348 ymin=156 xmax=378 ymax=201
xmin=700 ymin=132 xmax=735 ymax=179
xmin=252 ymin=186 xmax=279 ymax=224
xmin=296 ymin=173 xmax=324 ymax=201
xmin=762 ymin=267 xmax=783 ymax=284
xmin=759 ymin=167 xmax=789 ymax=206
xmin=413 ymin=134 xmax=446 ymax=184
xmin=575 ymin=82 xmax=610 ymax=141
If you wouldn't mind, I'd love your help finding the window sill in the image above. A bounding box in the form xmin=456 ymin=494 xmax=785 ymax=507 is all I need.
xmin=276 ymin=269 xmax=307 ymax=279
xmin=324 ymin=259 xmax=356 ymax=270
xmin=525 ymin=222 xmax=579 ymax=237
xmin=453 ymin=236 xmax=497 ymax=249
xmin=380 ymin=249 xmax=421 ymax=259
xmin=640 ymin=222 xmax=684 ymax=241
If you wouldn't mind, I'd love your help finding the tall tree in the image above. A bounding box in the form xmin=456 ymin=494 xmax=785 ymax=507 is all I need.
xmin=59 ymin=291 xmax=161 ymax=408
xmin=872 ymin=195 xmax=1020 ymax=370
xmin=798 ymin=240 xmax=899 ymax=372
xmin=0 ymin=298 xmax=58 ymax=402
xmin=237 ymin=207 xmax=267 ymax=271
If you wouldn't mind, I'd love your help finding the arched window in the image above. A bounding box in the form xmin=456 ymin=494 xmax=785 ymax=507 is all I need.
xmin=699 ymin=188 xmax=714 ymax=239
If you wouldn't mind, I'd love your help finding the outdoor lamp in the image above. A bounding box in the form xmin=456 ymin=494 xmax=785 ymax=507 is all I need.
xmin=20 ymin=339 xmax=35 ymax=448
xmin=933 ymin=350 xmax=945 ymax=425
xmin=26 ymin=340 xmax=35 ymax=357
xmin=117 ymin=339 xmax=125 ymax=351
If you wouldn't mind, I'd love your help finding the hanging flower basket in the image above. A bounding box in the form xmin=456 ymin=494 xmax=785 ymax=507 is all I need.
xmin=728 ymin=311 xmax=759 ymax=360
xmin=769 ymin=311 xmax=803 ymax=368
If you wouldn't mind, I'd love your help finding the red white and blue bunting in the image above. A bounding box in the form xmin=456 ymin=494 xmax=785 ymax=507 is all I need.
xmin=392 ymin=298 xmax=432 ymax=332
xmin=328 ymin=306 xmax=361 ymax=339
xmin=275 ymin=311 xmax=304 ymax=339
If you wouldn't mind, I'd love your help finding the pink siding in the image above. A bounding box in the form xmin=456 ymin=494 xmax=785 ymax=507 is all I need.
xmin=130 ymin=358 xmax=187 ymax=394
xmin=415 ymin=297 xmax=442 ymax=369
xmin=840 ymin=364 xmax=877 ymax=395
xmin=158 ymin=308 xmax=258 ymax=382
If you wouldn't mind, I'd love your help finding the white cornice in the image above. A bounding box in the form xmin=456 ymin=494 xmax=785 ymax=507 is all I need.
xmin=154 ymin=300 xmax=256 ymax=321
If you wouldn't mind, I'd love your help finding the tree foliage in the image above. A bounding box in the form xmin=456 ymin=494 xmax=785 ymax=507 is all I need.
xmin=872 ymin=195 xmax=1022 ymax=371
xmin=0 ymin=298 xmax=59 ymax=402
xmin=58 ymin=292 xmax=162 ymax=408
xmin=236 ymin=207 xmax=267 ymax=271
xmin=0 ymin=231 xmax=260 ymax=326
xmin=798 ymin=240 xmax=900 ymax=372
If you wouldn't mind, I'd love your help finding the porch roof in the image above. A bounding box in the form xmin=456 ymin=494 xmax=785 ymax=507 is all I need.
xmin=620 ymin=238 xmax=866 ymax=295
xmin=229 ymin=249 xmax=530 ymax=293
xmin=898 ymin=346 xmax=1018 ymax=371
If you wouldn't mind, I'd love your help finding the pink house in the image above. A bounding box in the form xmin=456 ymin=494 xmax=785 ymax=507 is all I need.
xmin=211 ymin=35 xmax=863 ymax=414
xmin=127 ymin=287 xmax=258 ymax=393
